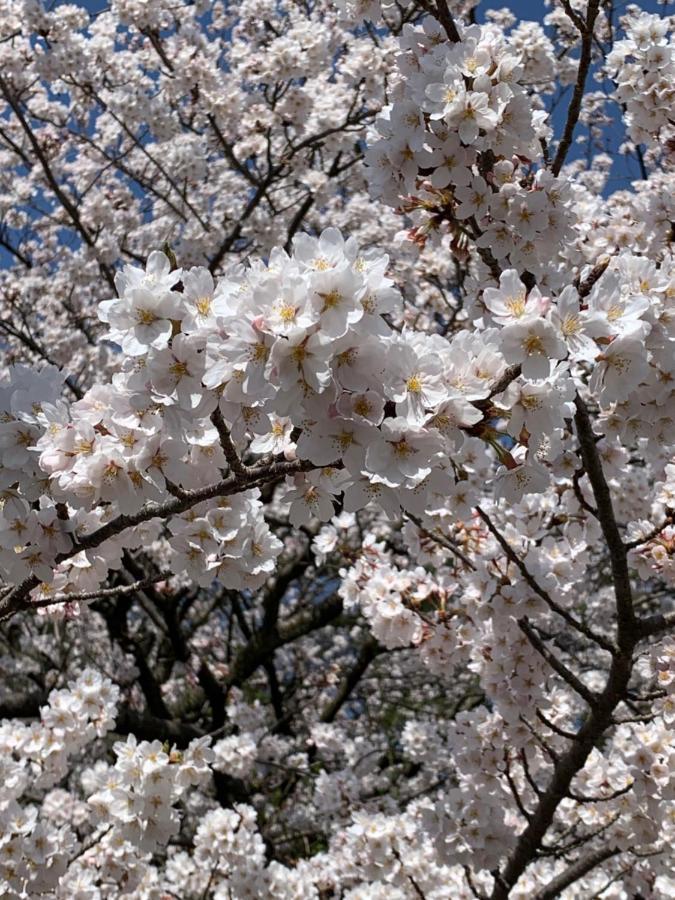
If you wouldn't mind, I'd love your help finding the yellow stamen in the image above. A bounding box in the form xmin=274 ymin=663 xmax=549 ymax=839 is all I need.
xmin=406 ymin=374 xmax=423 ymax=394
xmin=136 ymin=308 xmax=157 ymax=325
xmin=195 ymin=296 xmax=212 ymax=316
xmin=523 ymin=335 xmax=544 ymax=354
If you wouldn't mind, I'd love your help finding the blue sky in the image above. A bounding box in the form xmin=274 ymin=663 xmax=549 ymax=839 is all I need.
xmin=56 ymin=0 xmax=671 ymax=192
xmin=1 ymin=0 xmax=668 ymax=271
xmin=473 ymin=0 xmax=670 ymax=189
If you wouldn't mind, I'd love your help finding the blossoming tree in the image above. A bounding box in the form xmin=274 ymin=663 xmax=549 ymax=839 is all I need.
xmin=1 ymin=0 xmax=675 ymax=896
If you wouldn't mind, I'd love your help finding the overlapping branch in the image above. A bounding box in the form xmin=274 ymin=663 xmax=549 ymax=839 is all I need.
xmin=0 ymin=456 xmax=322 ymax=622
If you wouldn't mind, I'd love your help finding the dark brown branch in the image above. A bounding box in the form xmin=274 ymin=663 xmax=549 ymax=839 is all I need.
xmin=0 ymin=456 xmax=321 ymax=622
xmin=534 ymin=845 xmax=621 ymax=899
xmin=571 ymin=467 xmax=598 ymax=518
xmin=567 ymin=781 xmax=633 ymax=803
xmin=551 ymin=0 xmax=601 ymax=176
xmin=392 ymin=848 xmax=427 ymax=899
xmin=29 ymin=575 xmax=169 ymax=609
xmin=284 ymin=192 xmax=315 ymax=252
xmin=625 ymin=516 xmax=672 ymax=550
xmin=476 ymin=506 xmax=613 ymax=652
xmin=320 ymin=635 xmax=383 ymax=722
xmin=435 ymin=0 xmax=462 ymax=42
xmin=211 ymin=406 xmax=249 ymax=477
xmin=224 ymin=593 xmax=344 ymax=692
xmin=639 ymin=608 xmax=675 ymax=638
xmin=0 ymin=690 xmax=45 ymax=719
xmin=535 ymin=708 xmax=580 ymax=742
xmin=407 ymin=512 xmax=476 ymax=571
xmin=0 ymin=318 xmax=84 ymax=400
xmin=486 ymin=364 xmax=522 ymax=400
xmin=491 ymin=612 xmax=639 ymax=897
xmin=417 ymin=0 xmax=461 ymax=42
xmin=0 ymin=76 xmax=116 ymax=289
xmin=539 ymin=811 xmax=619 ymax=856
xmin=575 ymin=256 xmax=611 ymax=298
xmin=573 ymin=395 xmax=635 ymax=645
xmin=463 ymin=866 xmax=489 ymax=900
xmin=262 ymin=559 xmax=309 ymax=632
xmin=519 ymin=618 xmax=599 ymax=708
xmin=208 ymin=178 xmax=271 ymax=272
xmin=519 ymin=748 xmax=543 ymax=799
xmin=503 ymin=751 xmax=533 ymax=824
xmin=0 ymin=232 xmax=32 ymax=268
xmin=114 ymin=708 xmax=203 ymax=747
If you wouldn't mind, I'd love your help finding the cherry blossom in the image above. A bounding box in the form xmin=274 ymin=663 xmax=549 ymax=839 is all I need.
xmin=0 ymin=1 xmax=673 ymax=897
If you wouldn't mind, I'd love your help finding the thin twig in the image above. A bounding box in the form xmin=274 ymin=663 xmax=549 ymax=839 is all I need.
xmin=30 ymin=575 xmax=170 ymax=610
xmin=476 ymin=505 xmax=614 ymax=652
xmin=519 ymin=618 xmax=599 ymax=708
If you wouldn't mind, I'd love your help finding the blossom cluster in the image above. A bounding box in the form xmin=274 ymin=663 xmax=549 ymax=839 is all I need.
xmin=0 ymin=670 xmax=119 ymax=897
xmin=1 ymin=1 xmax=675 ymax=897
xmin=606 ymin=11 xmax=675 ymax=148
xmin=0 ymin=215 xmax=672 ymax=620
xmin=365 ymin=19 xmax=580 ymax=282
xmin=85 ymin=734 xmax=213 ymax=853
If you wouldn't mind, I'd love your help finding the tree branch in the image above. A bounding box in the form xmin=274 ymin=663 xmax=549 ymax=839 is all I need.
xmin=211 ymin=406 xmax=249 ymax=478
xmin=534 ymin=845 xmax=621 ymax=899
xmin=320 ymin=635 xmax=383 ymax=722
xmin=29 ymin=575 xmax=170 ymax=610
xmin=573 ymin=395 xmax=635 ymax=645
xmin=417 ymin=0 xmax=462 ymax=42
xmin=0 ymin=76 xmax=116 ymax=289
xmin=551 ymin=0 xmax=601 ymax=176
xmin=476 ymin=505 xmax=614 ymax=653
xmin=0 ymin=456 xmax=322 ymax=622
xmin=519 ymin=618 xmax=599 ymax=708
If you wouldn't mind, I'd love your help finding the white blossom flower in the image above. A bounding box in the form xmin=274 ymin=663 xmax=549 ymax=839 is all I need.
xmin=499 ymin=317 xmax=567 ymax=379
